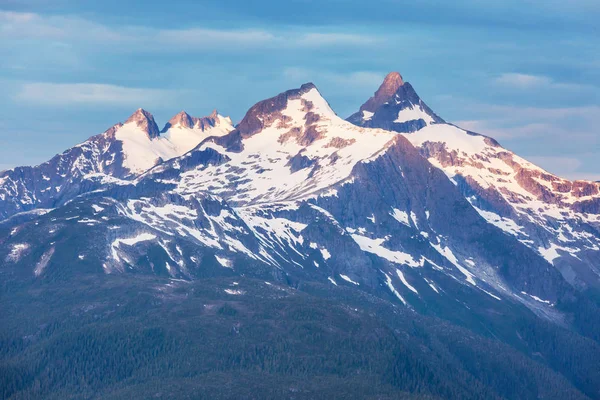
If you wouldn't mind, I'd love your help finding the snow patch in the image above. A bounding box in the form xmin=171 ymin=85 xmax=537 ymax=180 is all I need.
xmin=224 ymin=289 xmax=244 ymax=295
xmin=390 ymin=208 xmax=410 ymax=226
xmin=216 ymin=255 xmax=233 ymax=268
xmin=396 ymin=269 xmax=418 ymax=294
xmin=339 ymin=274 xmax=359 ymax=285
xmin=383 ymin=272 xmax=407 ymax=305
xmin=320 ymin=248 xmax=331 ymax=260
xmin=352 ymin=234 xmax=421 ymax=267
xmin=7 ymin=243 xmax=29 ymax=262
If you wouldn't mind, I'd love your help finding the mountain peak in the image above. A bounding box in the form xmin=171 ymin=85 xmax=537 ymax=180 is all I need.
xmin=166 ymin=111 xmax=194 ymax=130
xmin=360 ymin=72 xmax=404 ymax=113
xmin=235 ymin=82 xmax=327 ymax=138
xmin=124 ymin=108 xmax=160 ymax=139
xmin=347 ymin=71 xmax=444 ymax=131
xmin=162 ymin=109 xmax=232 ymax=133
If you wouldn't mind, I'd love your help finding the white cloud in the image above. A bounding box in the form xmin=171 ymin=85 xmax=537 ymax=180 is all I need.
xmin=155 ymin=28 xmax=277 ymax=48
xmin=495 ymin=73 xmax=551 ymax=88
xmin=0 ymin=11 xmax=121 ymax=42
xmin=525 ymin=156 xmax=583 ymax=174
xmin=564 ymin=172 xmax=600 ymax=182
xmin=0 ymin=11 xmax=381 ymax=52
xmin=15 ymin=83 xmax=172 ymax=106
xmin=493 ymin=73 xmax=591 ymax=92
xmin=295 ymin=33 xmax=380 ymax=47
xmin=451 ymin=99 xmax=599 ymax=181
xmin=283 ymin=67 xmax=384 ymax=89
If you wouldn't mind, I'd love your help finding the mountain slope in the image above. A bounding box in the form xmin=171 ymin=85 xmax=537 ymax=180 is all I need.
xmin=0 ymin=109 xmax=233 ymax=220
xmin=0 ymin=82 xmax=582 ymax=327
xmin=348 ymin=72 xmax=600 ymax=291
xmin=2 ymin=79 xmax=600 ymax=399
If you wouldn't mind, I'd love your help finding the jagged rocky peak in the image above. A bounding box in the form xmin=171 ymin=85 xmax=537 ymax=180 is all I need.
xmin=124 ymin=108 xmax=160 ymax=139
xmin=360 ymin=71 xmax=405 ymax=112
xmin=235 ymin=82 xmax=333 ymax=138
xmin=196 ymin=109 xmax=223 ymax=130
xmin=166 ymin=111 xmax=195 ymax=129
xmin=347 ymin=71 xmax=444 ymax=131
xmin=162 ymin=109 xmax=231 ymax=132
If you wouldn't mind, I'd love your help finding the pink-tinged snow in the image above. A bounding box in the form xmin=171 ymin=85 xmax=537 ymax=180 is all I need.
xmin=174 ymin=88 xmax=397 ymax=205
xmin=117 ymin=115 xmax=233 ymax=175
xmin=403 ymin=123 xmax=600 ymax=265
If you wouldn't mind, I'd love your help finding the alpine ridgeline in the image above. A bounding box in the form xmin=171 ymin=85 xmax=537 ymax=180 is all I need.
xmin=2 ymin=73 xmax=600 ymax=400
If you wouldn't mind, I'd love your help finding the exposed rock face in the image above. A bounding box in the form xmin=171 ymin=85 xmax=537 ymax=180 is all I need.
xmin=125 ymin=108 xmax=160 ymax=138
xmin=236 ymin=83 xmax=318 ymax=138
xmin=359 ymin=71 xmax=405 ymax=113
xmin=2 ymin=78 xmax=600 ymax=400
xmin=347 ymin=73 xmax=444 ymax=133
xmin=0 ymin=83 xmax=574 ymax=310
xmin=0 ymin=109 xmax=234 ymax=220
xmin=165 ymin=111 xmax=195 ymax=129
xmin=347 ymin=72 xmax=600 ymax=290
xmin=161 ymin=109 xmax=225 ymax=132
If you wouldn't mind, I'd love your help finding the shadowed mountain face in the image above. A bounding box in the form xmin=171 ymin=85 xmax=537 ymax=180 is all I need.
xmin=347 ymin=72 xmax=600 ymax=292
xmin=0 ymin=109 xmax=234 ymax=220
xmin=347 ymin=72 xmax=444 ymax=133
xmin=1 ymin=76 xmax=600 ymax=399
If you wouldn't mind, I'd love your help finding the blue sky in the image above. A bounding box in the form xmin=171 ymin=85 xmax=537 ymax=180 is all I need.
xmin=1 ymin=0 xmax=598 ymax=179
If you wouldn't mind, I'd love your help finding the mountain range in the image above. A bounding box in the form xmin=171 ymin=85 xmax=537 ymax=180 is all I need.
xmin=1 ymin=72 xmax=599 ymax=400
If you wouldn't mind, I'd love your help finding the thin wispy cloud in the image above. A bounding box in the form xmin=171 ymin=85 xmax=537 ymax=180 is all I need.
xmin=494 ymin=73 xmax=551 ymax=88
xmin=493 ymin=73 xmax=593 ymax=92
xmin=526 ymin=156 xmax=582 ymax=174
xmin=155 ymin=28 xmax=278 ymax=48
xmin=1 ymin=3 xmax=598 ymax=180
xmin=295 ymin=33 xmax=381 ymax=47
xmin=283 ymin=68 xmax=384 ymax=88
xmin=0 ymin=11 xmax=383 ymax=51
xmin=15 ymin=82 xmax=173 ymax=107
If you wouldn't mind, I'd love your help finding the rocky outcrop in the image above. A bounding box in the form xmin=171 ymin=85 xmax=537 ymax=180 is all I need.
xmin=359 ymin=71 xmax=405 ymax=113
xmin=346 ymin=72 xmax=600 ymax=291
xmin=347 ymin=73 xmax=444 ymax=132
xmin=237 ymin=83 xmax=318 ymax=138
xmin=161 ymin=109 xmax=224 ymax=132
xmin=124 ymin=108 xmax=160 ymax=138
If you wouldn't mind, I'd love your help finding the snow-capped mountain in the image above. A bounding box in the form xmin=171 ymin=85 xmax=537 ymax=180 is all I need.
xmin=0 ymin=81 xmax=580 ymax=323
xmin=348 ymin=72 xmax=600 ymax=291
xmin=3 ymin=75 xmax=600 ymax=399
xmin=0 ymin=108 xmax=233 ymax=220
xmin=347 ymin=72 xmax=444 ymax=133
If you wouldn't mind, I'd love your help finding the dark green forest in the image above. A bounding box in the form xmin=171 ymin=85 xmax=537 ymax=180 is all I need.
xmin=2 ymin=275 xmax=600 ymax=399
